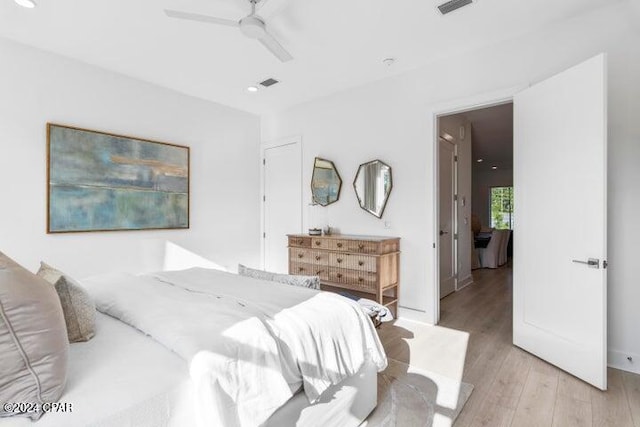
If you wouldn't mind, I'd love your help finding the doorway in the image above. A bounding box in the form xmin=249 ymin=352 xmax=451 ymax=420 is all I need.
xmin=437 ymin=105 xmax=514 ymax=300
xmin=262 ymin=137 xmax=302 ymax=273
xmin=436 ymin=101 xmax=514 ymax=305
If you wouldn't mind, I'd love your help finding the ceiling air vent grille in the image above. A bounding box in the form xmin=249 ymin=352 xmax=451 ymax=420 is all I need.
xmin=260 ymin=78 xmax=280 ymax=87
xmin=438 ymin=0 xmax=473 ymax=15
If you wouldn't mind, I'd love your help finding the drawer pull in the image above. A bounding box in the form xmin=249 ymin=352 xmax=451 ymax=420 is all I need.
xmin=298 ymin=239 xmax=304 ymax=245
xmin=315 ymin=241 xmax=322 ymax=246
xmin=316 ymin=270 xmax=322 ymax=275
xmin=358 ymin=277 xmax=364 ymax=283
xmin=358 ymin=244 xmax=365 ymax=250
xmin=337 ymin=273 xmax=343 ymax=279
xmin=298 ymin=267 xmax=305 ymax=272
xmin=358 ymin=261 xmax=364 ymax=266
xmin=315 ymin=255 xmax=321 ymax=261
xmin=337 ymin=258 xmax=343 ymax=264
xmin=337 ymin=242 xmax=343 ymax=248
xmin=298 ymin=253 xmax=304 ymax=258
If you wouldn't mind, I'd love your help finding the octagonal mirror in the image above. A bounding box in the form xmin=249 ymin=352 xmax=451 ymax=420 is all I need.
xmin=311 ymin=157 xmax=342 ymax=206
xmin=353 ymin=160 xmax=393 ymax=218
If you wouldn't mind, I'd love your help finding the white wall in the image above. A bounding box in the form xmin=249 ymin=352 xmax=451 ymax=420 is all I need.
xmin=472 ymin=168 xmax=514 ymax=228
xmin=262 ymin=2 xmax=640 ymax=372
xmin=0 ymin=37 xmax=261 ymax=278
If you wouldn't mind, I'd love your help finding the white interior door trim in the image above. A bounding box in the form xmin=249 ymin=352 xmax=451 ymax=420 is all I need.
xmin=260 ymin=135 xmax=303 ymax=269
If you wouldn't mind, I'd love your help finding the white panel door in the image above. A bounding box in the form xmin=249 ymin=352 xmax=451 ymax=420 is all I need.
xmin=439 ymin=138 xmax=456 ymax=299
xmin=263 ymin=142 xmax=302 ymax=273
xmin=514 ymin=54 xmax=607 ymax=389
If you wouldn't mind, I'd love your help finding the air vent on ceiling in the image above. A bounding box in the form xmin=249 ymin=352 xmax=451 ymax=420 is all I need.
xmin=260 ymin=78 xmax=280 ymax=88
xmin=438 ymin=0 xmax=473 ymax=15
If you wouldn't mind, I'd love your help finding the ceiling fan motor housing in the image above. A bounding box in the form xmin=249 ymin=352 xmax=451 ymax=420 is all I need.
xmin=239 ymin=16 xmax=266 ymax=39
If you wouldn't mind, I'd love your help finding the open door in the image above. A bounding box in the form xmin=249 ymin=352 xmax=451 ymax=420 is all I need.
xmin=263 ymin=141 xmax=301 ymax=273
xmin=513 ymin=54 xmax=607 ymax=389
xmin=439 ymin=137 xmax=456 ymax=299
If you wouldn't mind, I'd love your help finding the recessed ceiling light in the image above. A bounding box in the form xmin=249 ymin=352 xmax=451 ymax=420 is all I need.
xmin=383 ymin=58 xmax=396 ymax=66
xmin=492 ymin=166 xmax=498 ymax=170
xmin=14 ymin=0 xmax=36 ymax=8
xmin=246 ymin=86 xmax=258 ymax=93
xmin=476 ymin=159 xmax=483 ymax=163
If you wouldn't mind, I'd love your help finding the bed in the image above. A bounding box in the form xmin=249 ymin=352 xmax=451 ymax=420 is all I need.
xmin=5 ymin=267 xmax=385 ymax=427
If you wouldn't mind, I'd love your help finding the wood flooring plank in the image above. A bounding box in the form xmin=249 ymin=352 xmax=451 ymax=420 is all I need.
xmin=591 ymin=369 xmax=635 ymax=427
xmin=511 ymin=370 xmax=559 ymax=427
xmin=468 ymin=402 xmax=515 ymax=427
xmin=621 ymin=370 xmax=640 ymax=427
xmin=484 ymin=346 xmax=532 ymax=409
xmin=553 ymin=394 xmax=593 ymax=427
xmin=557 ymin=370 xmax=593 ymax=404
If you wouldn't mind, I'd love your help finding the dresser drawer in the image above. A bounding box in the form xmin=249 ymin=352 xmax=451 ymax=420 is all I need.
xmin=311 ymin=237 xmax=329 ymax=249
xmin=329 ymin=239 xmax=349 ymax=251
xmin=345 ymin=240 xmax=379 ymax=254
xmin=328 ymin=268 xmax=377 ymax=292
xmin=290 ymin=249 xmax=329 ymax=265
xmin=328 ymin=253 xmax=376 ymax=272
xmin=290 ymin=262 xmax=329 ymax=281
xmin=288 ymin=236 xmax=311 ymax=248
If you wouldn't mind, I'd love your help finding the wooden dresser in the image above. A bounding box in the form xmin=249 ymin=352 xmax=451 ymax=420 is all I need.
xmin=287 ymin=234 xmax=400 ymax=316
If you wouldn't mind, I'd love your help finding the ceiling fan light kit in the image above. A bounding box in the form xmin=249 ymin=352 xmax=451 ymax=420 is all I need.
xmin=164 ymin=0 xmax=293 ymax=63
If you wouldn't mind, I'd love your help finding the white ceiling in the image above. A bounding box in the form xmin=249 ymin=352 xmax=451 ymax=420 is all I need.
xmin=0 ymin=0 xmax=620 ymax=114
xmin=465 ymin=103 xmax=513 ymax=172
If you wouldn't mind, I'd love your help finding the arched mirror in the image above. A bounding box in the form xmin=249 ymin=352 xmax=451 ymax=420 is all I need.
xmin=311 ymin=157 xmax=342 ymax=206
xmin=353 ymin=160 xmax=393 ymax=218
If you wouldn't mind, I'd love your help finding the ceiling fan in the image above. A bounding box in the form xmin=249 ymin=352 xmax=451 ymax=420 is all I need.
xmin=165 ymin=0 xmax=293 ymax=62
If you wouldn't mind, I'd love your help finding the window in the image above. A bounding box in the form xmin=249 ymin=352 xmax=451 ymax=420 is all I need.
xmin=490 ymin=186 xmax=514 ymax=229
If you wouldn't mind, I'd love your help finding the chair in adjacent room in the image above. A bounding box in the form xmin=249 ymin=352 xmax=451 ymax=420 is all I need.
xmin=498 ymin=230 xmax=512 ymax=266
xmin=477 ymin=230 xmax=504 ymax=269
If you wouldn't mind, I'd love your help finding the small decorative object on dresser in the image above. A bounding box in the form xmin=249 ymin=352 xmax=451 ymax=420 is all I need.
xmin=287 ymin=234 xmax=400 ymax=317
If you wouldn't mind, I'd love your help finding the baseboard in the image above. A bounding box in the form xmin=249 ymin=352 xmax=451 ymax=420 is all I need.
xmin=398 ymin=306 xmax=435 ymax=325
xmin=457 ymin=275 xmax=473 ymax=290
xmin=608 ymin=349 xmax=640 ymax=375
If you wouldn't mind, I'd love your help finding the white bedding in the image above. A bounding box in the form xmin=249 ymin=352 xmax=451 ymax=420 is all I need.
xmin=3 ymin=312 xmax=195 ymax=427
xmin=82 ymin=268 xmax=387 ymax=427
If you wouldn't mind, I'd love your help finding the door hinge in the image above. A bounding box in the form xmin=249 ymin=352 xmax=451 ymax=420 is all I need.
xmin=454 ymin=194 xmax=458 ymax=201
xmin=263 ymin=232 xmax=266 ymax=238
xmin=454 ymin=233 xmax=458 ymax=240
xmin=603 ymin=260 xmax=608 ymax=269
xmin=263 ymin=195 xmax=266 ymax=202
xmin=263 ymin=158 xmax=266 ymax=165
xmin=454 ymin=155 xmax=458 ymax=162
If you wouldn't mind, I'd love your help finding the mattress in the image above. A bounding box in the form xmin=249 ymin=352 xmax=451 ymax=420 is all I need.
xmin=4 ymin=312 xmax=195 ymax=427
xmin=3 ymin=312 xmax=377 ymax=427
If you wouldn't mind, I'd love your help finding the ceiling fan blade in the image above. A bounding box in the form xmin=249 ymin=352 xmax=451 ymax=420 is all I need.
xmin=258 ymin=30 xmax=293 ymax=62
xmin=164 ymin=9 xmax=238 ymax=27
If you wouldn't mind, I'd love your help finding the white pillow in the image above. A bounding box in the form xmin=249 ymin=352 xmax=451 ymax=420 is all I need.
xmin=237 ymin=264 xmax=320 ymax=290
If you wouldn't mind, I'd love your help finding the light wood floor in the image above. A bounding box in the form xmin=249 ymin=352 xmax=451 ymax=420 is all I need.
xmin=380 ymin=265 xmax=640 ymax=427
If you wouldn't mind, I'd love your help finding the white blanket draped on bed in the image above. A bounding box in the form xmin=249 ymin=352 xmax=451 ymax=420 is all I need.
xmin=82 ymin=268 xmax=386 ymax=427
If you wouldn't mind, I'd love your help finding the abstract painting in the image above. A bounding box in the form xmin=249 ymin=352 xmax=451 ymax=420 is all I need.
xmin=47 ymin=124 xmax=189 ymax=233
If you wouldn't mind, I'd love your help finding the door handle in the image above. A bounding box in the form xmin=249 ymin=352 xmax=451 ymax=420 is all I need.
xmin=572 ymin=258 xmax=600 ymax=269
xmin=440 ymin=230 xmax=448 ymax=236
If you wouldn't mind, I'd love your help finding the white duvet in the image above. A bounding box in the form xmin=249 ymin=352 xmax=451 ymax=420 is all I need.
xmin=82 ymin=268 xmax=387 ymax=427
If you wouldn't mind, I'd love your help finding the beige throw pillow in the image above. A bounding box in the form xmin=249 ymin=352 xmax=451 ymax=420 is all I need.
xmin=0 ymin=252 xmax=68 ymax=420
xmin=37 ymin=262 xmax=96 ymax=343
